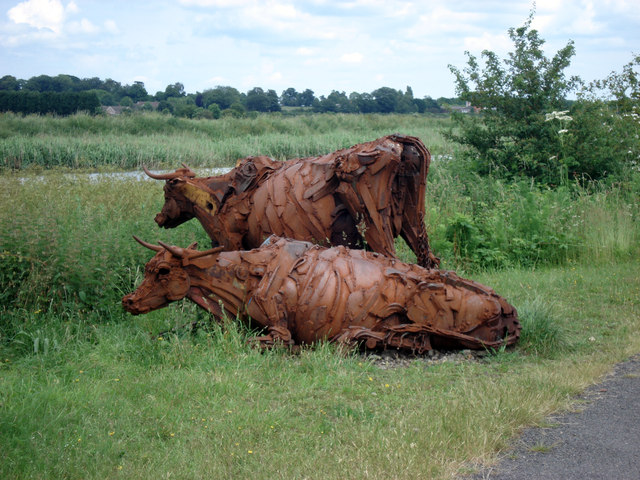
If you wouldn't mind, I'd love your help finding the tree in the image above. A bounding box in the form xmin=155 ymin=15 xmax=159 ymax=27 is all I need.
xmin=246 ymin=87 xmax=268 ymax=111
xmin=299 ymin=89 xmax=315 ymax=107
xmin=349 ymin=92 xmax=377 ymax=113
xmin=123 ymin=81 xmax=148 ymax=102
xmin=202 ymin=86 xmax=243 ymax=110
xmin=372 ymin=87 xmax=400 ymax=113
xmin=281 ymin=87 xmax=299 ymax=107
xmin=0 ymin=75 xmax=21 ymax=91
xmin=448 ymin=9 xmax=579 ymax=183
xmin=265 ymin=89 xmax=281 ymax=112
xmin=164 ymin=82 xmax=186 ymax=98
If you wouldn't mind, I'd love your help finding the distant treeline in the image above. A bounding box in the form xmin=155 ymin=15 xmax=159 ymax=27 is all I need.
xmin=0 ymin=74 xmax=463 ymax=117
xmin=0 ymin=91 xmax=100 ymax=116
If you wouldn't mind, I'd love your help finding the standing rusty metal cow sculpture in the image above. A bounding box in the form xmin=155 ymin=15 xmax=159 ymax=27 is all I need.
xmin=123 ymin=235 xmax=520 ymax=352
xmin=144 ymin=134 xmax=440 ymax=269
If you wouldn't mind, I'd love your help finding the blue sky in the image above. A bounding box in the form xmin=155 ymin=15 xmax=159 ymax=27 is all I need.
xmin=1 ymin=0 xmax=638 ymax=98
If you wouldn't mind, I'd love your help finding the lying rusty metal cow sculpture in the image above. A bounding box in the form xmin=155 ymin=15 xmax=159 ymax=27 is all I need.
xmin=144 ymin=134 xmax=439 ymax=269
xmin=123 ymin=235 xmax=520 ymax=352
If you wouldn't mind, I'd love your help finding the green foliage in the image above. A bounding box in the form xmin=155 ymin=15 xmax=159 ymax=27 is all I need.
xmin=425 ymin=164 xmax=639 ymax=271
xmin=447 ymin=10 xmax=579 ymax=183
xmin=0 ymin=251 xmax=31 ymax=308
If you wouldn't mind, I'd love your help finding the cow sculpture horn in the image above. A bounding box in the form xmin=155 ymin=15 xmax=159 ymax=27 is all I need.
xmin=187 ymin=246 xmax=225 ymax=259
xmin=158 ymin=241 xmax=184 ymax=258
xmin=133 ymin=235 xmax=163 ymax=252
xmin=143 ymin=165 xmax=196 ymax=180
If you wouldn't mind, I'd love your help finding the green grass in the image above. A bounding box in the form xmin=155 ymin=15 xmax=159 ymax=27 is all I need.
xmin=1 ymin=113 xmax=640 ymax=478
xmin=1 ymin=261 xmax=639 ymax=479
xmin=0 ymin=112 xmax=454 ymax=170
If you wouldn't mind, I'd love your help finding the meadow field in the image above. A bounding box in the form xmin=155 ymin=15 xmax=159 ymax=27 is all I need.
xmin=1 ymin=112 xmax=639 ymax=479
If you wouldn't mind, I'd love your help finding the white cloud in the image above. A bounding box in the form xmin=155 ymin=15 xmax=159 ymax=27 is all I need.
xmin=104 ymin=20 xmax=119 ymax=34
xmin=296 ymin=47 xmax=314 ymax=56
xmin=66 ymin=1 xmax=78 ymax=14
xmin=340 ymin=52 xmax=363 ymax=63
xmin=68 ymin=18 xmax=98 ymax=34
xmin=8 ymin=0 xmax=66 ymax=33
xmin=179 ymin=0 xmax=253 ymax=6
xmin=463 ymin=32 xmax=511 ymax=53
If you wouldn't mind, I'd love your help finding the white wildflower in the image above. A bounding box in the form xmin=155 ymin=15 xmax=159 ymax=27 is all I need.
xmin=558 ymin=129 xmax=569 ymax=134
xmin=545 ymin=110 xmax=570 ymax=121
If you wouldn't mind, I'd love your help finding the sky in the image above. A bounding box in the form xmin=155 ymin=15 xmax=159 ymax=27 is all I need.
xmin=1 ymin=0 xmax=638 ymax=99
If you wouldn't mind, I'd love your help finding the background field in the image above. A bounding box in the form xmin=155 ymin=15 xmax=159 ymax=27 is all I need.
xmin=1 ymin=112 xmax=639 ymax=479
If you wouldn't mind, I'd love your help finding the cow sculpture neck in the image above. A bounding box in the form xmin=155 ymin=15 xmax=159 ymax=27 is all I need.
xmin=123 ymin=236 xmax=520 ymax=352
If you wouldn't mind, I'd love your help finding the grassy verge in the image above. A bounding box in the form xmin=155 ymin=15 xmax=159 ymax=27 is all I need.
xmin=1 ymin=260 xmax=638 ymax=479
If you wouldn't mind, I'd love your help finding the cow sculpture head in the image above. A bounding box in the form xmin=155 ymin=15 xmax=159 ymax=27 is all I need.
xmin=144 ymin=165 xmax=228 ymax=229
xmin=122 ymin=236 xmax=222 ymax=315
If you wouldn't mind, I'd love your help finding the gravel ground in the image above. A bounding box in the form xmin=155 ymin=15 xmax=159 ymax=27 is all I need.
xmin=363 ymin=348 xmax=489 ymax=369
xmin=468 ymin=353 xmax=640 ymax=480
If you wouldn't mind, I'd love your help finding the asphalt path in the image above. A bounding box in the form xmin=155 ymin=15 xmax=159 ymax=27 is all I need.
xmin=471 ymin=354 xmax=640 ymax=480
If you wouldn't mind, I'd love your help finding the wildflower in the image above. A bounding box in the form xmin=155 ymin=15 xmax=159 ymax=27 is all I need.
xmin=117 ymin=465 xmax=123 ymax=470
xmin=545 ymin=110 xmax=571 ymax=121
xmin=248 ymin=450 xmax=253 ymax=454
xmin=558 ymin=129 xmax=569 ymax=134
xmin=170 ymin=433 xmax=175 ymax=437
xmin=385 ymin=384 xmax=390 ymax=388
xmin=368 ymin=376 xmax=373 ymax=381
xmin=109 ymin=431 xmax=115 ymax=436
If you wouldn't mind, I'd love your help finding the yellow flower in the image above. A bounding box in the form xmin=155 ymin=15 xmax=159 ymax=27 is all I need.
xmin=368 ymin=377 xmax=373 ymax=381
xmin=248 ymin=450 xmax=253 ymax=454
xmin=170 ymin=433 xmax=175 ymax=437
xmin=109 ymin=431 xmax=115 ymax=436
xmin=117 ymin=465 xmax=123 ymax=470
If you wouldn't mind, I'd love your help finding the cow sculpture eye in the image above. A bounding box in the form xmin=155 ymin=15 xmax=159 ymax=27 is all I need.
xmin=158 ymin=267 xmax=171 ymax=276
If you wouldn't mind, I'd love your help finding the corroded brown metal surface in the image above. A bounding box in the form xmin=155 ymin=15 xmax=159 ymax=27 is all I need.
xmin=123 ymin=236 xmax=520 ymax=352
xmin=145 ymin=134 xmax=439 ymax=269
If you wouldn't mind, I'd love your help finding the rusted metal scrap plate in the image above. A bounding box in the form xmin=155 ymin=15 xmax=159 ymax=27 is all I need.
xmin=145 ymin=134 xmax=439 ymax=269
xmin=123 ymin=236 xmax=520 ymax=352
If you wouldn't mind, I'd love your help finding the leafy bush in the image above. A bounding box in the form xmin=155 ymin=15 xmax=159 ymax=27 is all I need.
xmin=447 ymin=10 xmax=578 ymax=184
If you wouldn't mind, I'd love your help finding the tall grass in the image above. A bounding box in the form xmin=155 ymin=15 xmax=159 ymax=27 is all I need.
xmin=424 ymin=164 xmax=640 ymax=270
xmin=0 ymin=112 xmax=454 ymax=170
